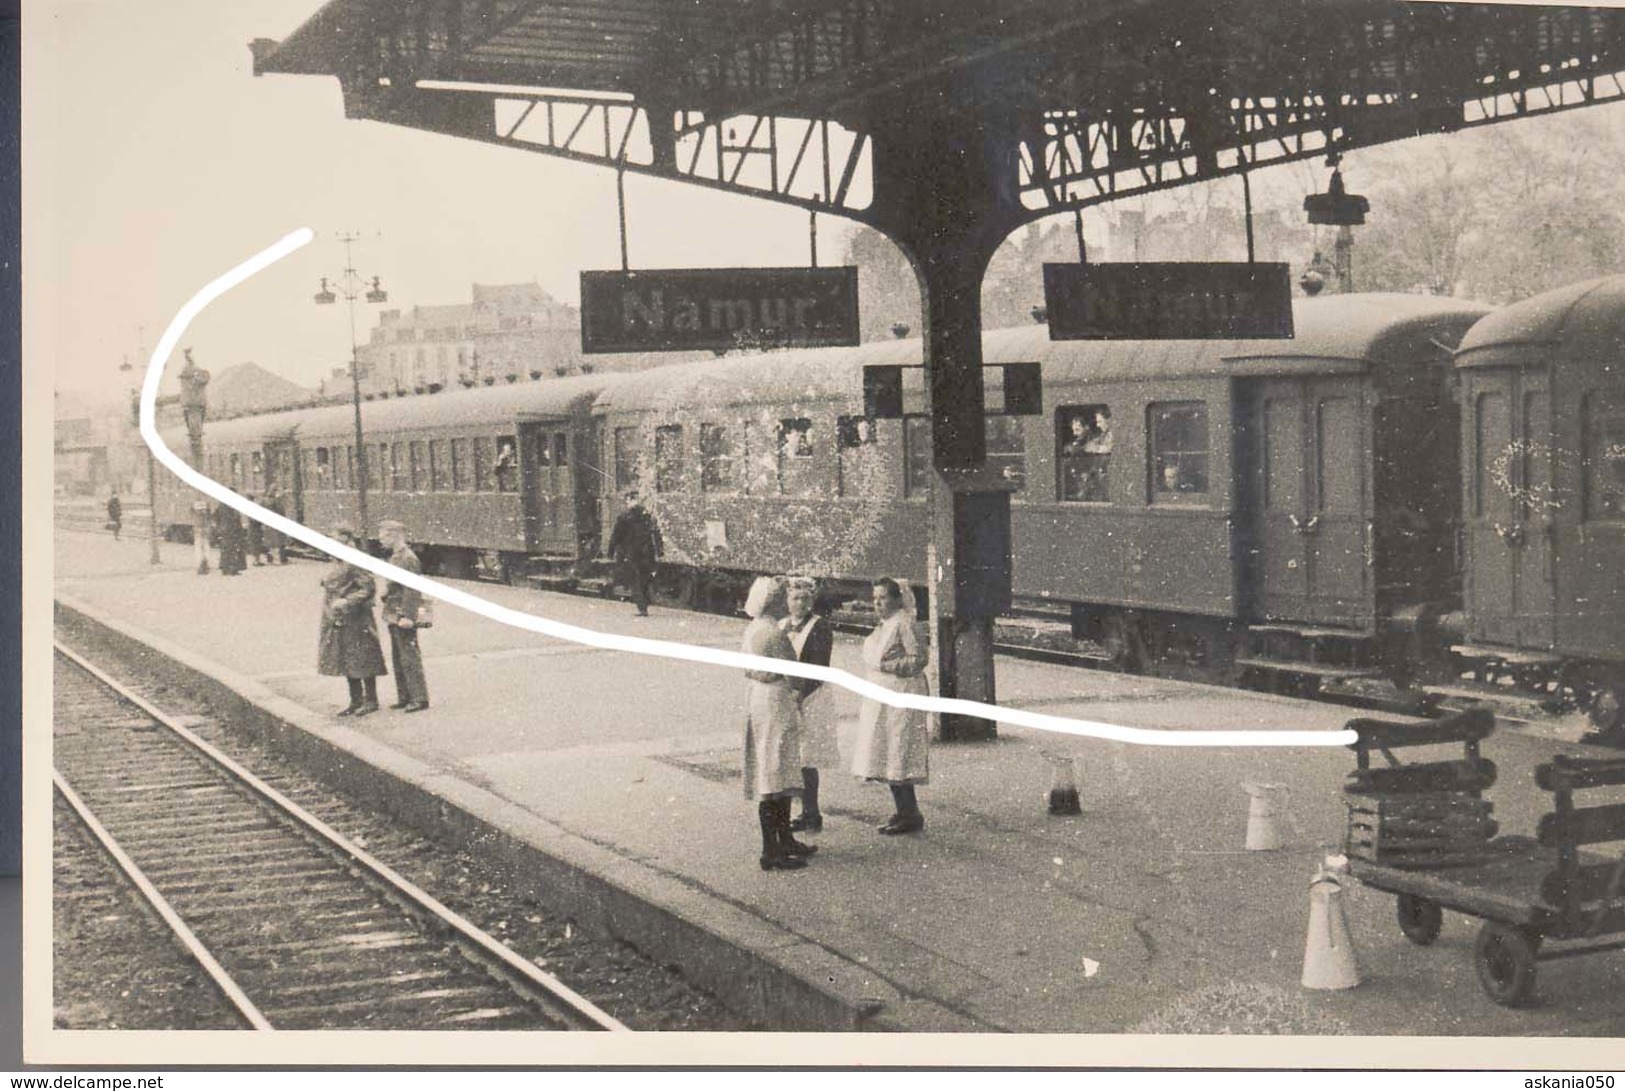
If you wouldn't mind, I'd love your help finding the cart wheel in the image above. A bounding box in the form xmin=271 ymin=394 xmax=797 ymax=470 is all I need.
xmin=1396 ymin=894 xmax=1443 ymax=946
xmin=1474 ymin=923 xmax=1540 ymax=1007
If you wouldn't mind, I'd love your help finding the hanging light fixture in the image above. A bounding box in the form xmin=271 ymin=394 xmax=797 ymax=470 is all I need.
xmin=1303 ymin=153 xmax=1369 ymax=226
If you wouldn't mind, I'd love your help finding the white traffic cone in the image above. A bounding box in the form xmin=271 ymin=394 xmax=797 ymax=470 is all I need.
xmin=1044 ymin=752 xmax=1081 ymax=816
xmin=1302 ymin=864 xmax=1361 ymax=990
xmin=1242 ymin=782 xmax=1288 ymax=850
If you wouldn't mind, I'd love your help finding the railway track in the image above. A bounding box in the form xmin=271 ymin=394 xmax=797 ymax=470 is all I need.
xmin=53 ymin=641 xmax=629 ymax=1032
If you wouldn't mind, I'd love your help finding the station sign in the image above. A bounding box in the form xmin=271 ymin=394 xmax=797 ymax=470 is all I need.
xmin=581 ymin=267 xmax=860 ymax=354
xmin=1042 ymin=262 xmax=1294 ymax=340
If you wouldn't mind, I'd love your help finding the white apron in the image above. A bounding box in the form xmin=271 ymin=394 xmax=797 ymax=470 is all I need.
xmin=850 ymin=612 xmax=930 ymax=784
xmin=740 ymin=617 xmax=803 ymax=799
xmin=785 ymin=615 xmax=841 ymax=767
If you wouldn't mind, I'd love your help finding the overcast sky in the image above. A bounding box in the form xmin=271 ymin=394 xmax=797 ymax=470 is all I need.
xmin=39 ymin=0 xmax=850 ymax=396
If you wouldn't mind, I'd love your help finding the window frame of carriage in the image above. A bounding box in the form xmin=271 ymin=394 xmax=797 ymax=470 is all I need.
xmin=902 ymin=414 xmax=1028 ymax=500
xmin=1055 ymin=403 xmax=1114 ymax=505
xmin=1583 ymin=387 xmax=1625 ymax=523
xmin=699 ymin=422 xmax=737 ymax=494
xmin=1147 ymin=400 xmax=1211 ymax=504
xmin=654 ymin=424 xmax=684 ymax=494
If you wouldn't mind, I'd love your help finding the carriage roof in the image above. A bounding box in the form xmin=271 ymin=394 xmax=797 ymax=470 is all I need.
xmin=1455 ymin=275 xmax=1625 ymax=368
xmin=595 ymin=293 xmax=1493 ymax=413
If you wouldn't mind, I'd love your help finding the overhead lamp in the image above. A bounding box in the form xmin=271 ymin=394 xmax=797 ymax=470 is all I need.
xmin=1304 ymin=155 xmax=1369 ymax=226
xmin=365 ymin=276 xmax=389 ymax=304
xmin=314 ymin=277 xmax=337 ymax=305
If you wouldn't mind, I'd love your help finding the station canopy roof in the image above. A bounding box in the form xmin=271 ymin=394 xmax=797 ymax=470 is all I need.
xmin=253 ymin=0 xmax=1625 ymax=220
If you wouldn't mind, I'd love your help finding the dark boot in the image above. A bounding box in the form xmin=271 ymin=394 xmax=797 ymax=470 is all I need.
xmin=353 ymin=677 xmax=380 ymax=717
xmin=879 ymin=784 xmax=924 ymax=835
xmin=791 ymin=767 xmax=823 ymax=832
xmin=759 ymin=800 xmax=806 ymax=871
xmin=776 ymin=798 xmax=817 ymax=857
xmin=337 ymin=678 xmax=364 ymax=716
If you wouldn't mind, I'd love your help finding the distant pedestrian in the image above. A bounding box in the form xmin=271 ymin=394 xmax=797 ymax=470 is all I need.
xmin=317 ymin=524 xmax=387 ymax=718
xmin=606 ymin=490 xmax=662 ymax=616
xmin=851 ymin=578 xmax=929 ymax=835
xmin=105 ymin=491 xmax=122 ymax=541
xmin=782 ymin=576 xmax=837 ymax=833
xmin=245 ymin=495 xmax=266 ymax=565
xmin=741 ymin=576 xmax=815 ymax=872
xmin=214 ymin=503 xmax=246 ymax=576
xmin=263 ymin=484 xmax=290 ymax=564
xmin=378 ymin=520 xmax=429 ymax=713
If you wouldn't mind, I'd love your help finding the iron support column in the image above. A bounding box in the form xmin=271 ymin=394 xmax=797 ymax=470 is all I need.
xmin=870 ymin=101 xmax=1022 ymax=742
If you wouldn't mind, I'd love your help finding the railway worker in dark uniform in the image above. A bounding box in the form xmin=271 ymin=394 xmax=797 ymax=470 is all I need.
xmin=606 ymin=490 xmax=663 ymax=617
xmin=105 ymin=491 xmax=122 ymax=541
xmin=741 ymin=576 xmax=815 ymax=871
xmin=783 ymin=576 xmax=837 ymax=834
xmin=378 ymin=519 xmax=430 ymax=713
xmin=317 ymin=524 xmax=387 ymax=717
xmin=852 ymin=577 xmax=929 ymax=835
xmin=244 ymin=494 xmax=266 ymax=565
xmin=263 ymin=484 xmax=290 ymax=564
xmin=214 ymin=503 xmax=247 ymax=576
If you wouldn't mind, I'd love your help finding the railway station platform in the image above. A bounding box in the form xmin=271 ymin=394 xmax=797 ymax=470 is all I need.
xmin=52 ymin=529 xmax=1625 ymax=1043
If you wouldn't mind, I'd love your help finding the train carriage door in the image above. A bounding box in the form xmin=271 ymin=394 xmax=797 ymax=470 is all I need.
xmin=1249 ymin=376 xmax=1370 ymax=625
xmin=517 ymin=422 xmax=552 ymax=552
xmin=1464 ymin=371 xmax=1521 ymax=646
xmin=1304 ymin=376 xmax=1371 ymax=624
xmin=1252 ymin=379 xmax=1309 ymax=621
xmin=1516 ymin=373 xmax=1556 ymax=647
xmin=265 ymin=439 xmax=305 ymax=523
xmin=575 ymin=418 xmax=604 ymax=561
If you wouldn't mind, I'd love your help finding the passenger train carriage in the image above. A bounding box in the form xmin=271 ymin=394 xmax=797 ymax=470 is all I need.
xmin=150 ymin=279 xmax=1625 ymax=740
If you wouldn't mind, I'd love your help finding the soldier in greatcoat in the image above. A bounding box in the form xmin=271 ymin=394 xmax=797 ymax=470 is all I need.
xmin=378 ymin=520 xmax=429 ymax=712
xmin=317 ymin=524 xmax=387 ymax=717
xmin=606 ymin=489 xmax=663 ymax=616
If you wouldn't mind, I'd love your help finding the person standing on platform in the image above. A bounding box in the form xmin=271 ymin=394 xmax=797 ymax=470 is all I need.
xmin=214 ymin=503 xmax=246 ymax=576
xmin=105 ymin=491 xmax=122 ymax=541
xmin=741 ymin=576 xmax=815 ymax=872
xmin=606 ymin=490 xmax=662 ymax=616
xmin=245 ymin=495 xmax=266 ymax=566
xmin=852 ymin=578 xmax=929 ymax=835
xmin=317 ymin=524 xmax=387 ymax=717
xmin=783 ymin=576 xmax=837 ymax=834
xmin=263 ymin=484 xmax=289 ymax=564
xmin=378 ymin=520 xmax=429 ymax=713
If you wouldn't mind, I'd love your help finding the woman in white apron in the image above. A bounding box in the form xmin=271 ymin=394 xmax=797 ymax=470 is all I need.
xmin=783 ymin=577 xmax=838 ymax=833
xmin=740 ymin=576 xmax=816 ymax=871
xmin=851 ymin=577 xmax=929 ymax=834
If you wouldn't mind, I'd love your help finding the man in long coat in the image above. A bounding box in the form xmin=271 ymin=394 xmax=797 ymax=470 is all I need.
xmin=317 ymin=525 xmax=387 ymax=716
xmin=262 ymin=484 xmax=290 ymax=564
xmin=378 ymin=519 xmax=429 ymax=712
xmin=606 ymin=490 xmax=662 ymax=617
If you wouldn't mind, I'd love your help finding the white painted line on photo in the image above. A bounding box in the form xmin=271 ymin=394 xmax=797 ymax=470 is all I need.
xmin=141 ymin=229 xmax=1358 ymax=750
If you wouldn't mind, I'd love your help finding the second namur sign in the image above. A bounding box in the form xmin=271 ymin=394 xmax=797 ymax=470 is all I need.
xmin=1043 ymin=262 xmax=1294 ymax=340
xmin=581 ymin=267 xmax=861 ymax=354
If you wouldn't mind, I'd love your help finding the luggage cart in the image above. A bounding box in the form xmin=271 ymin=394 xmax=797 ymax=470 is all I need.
xmin=1343 ymin=709 xmax=1625 ymax=1006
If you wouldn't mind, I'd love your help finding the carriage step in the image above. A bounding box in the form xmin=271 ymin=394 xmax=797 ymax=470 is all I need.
xmin=1234 ymin=656 xmax=1382 ymax=682
xmin=1449 ymin=644 xmax=1563 ymax=666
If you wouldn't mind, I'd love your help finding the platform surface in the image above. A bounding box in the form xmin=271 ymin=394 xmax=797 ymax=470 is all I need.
xmin=50 ymin=529 xmax=1625 ymax=1038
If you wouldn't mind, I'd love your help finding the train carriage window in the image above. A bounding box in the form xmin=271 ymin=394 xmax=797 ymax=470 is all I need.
xmin=363 ymin=444 xmax=379 ymax=491
xmin=903 ymin=417 xmax=932 ymax=500
xmin=473 ymin=437 xmax=494 ymax=492
xmin=837 ymin=415 xmax=879 ymax=497
xmin=1473 ymin=392 xmax=1509 ymax=518
xmin=495 ymin=435 xmax=519 ymax=493
xmin=613 ymin=427 xmax=640 ymax=492
xmin=430 ymin=439 xmax=450 ymax=491
xmin=700 ymin=424 xmax=735 ymax=492
xmin=1584 ymin=391 xmax=1625 ymax=521
xmin=313 ymin=448 xmax=330 ymax=490
xmin=776 ymin=418 xmax=815 ymax=495
xmin=250 ymin=451 xmax=263 ymax=483
xmin=345 ymin=447 xmax=357 ymax=492
xmin=450 ymin=438 xmax=469 ymax=491
xmin=391 ymin=443 xmax=407 ymax=492
xmin=228 ymin=453 xmax=241 ymax=488
xmin=1057 ymin=405 xmax=1112 ymax=502
xmin=553 ymin=434 xmax=568 ymax=469
xmin=409 ymin=441 xmax=427 ymax=491
xmin=1149 ymin=402 xmax=1209 ymax=500
xmin=986 ymin=416 xmax=1027 ymax=493
xmin=655 ymin=425 xmax=684 ymax=493
xmin=536 ymin=435 xmax=552 ymax=468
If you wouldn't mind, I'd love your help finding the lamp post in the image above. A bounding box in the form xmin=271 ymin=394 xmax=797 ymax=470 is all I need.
xmin=314 ymin=232 xmax=388 ymax=537
xmin=119 ymin=344 xmax=162 ymax=566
